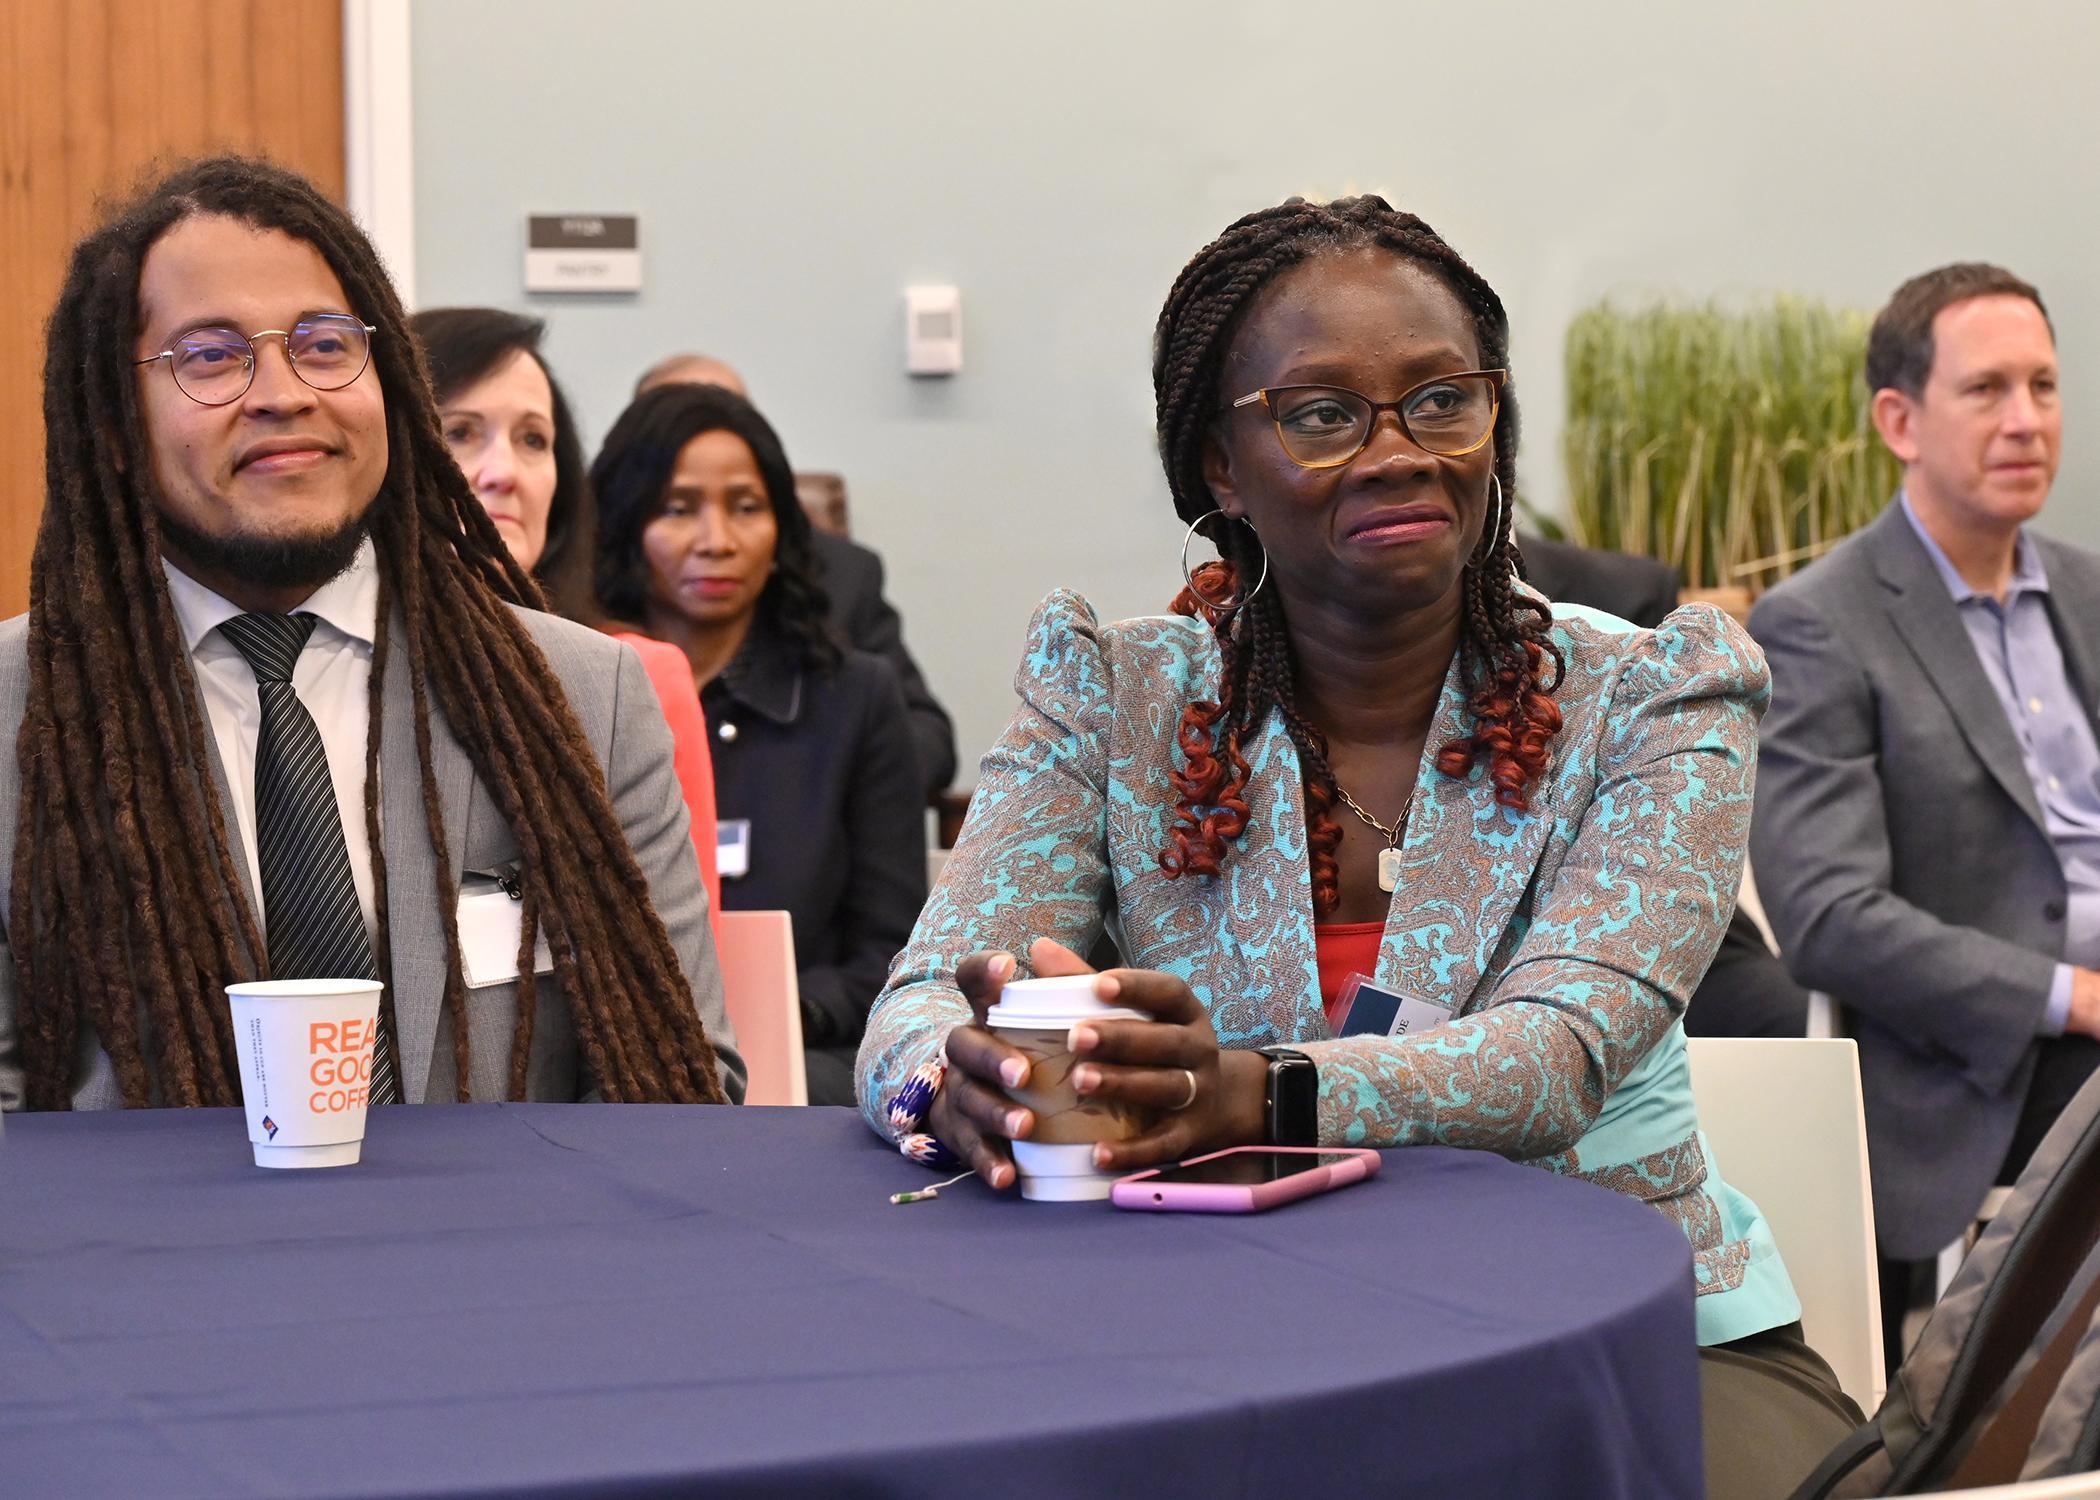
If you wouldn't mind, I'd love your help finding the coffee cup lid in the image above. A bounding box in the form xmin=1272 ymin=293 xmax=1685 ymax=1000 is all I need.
xmin=984 ymin=974 xmax=1144 ymax=1027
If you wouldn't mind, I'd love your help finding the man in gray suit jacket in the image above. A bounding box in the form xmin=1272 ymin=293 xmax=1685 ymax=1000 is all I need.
xmin=0 ymin=157 xmax=742 ymax=1113
xmin=1751 ymin=262 xmax=2097 ymax=1357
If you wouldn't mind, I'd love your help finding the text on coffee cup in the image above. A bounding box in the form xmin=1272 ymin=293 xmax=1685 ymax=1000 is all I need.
xmin=308 ymin=1020 xmax=374 ymax=1113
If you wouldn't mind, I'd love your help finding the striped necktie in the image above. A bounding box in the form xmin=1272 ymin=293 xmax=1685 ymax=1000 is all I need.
xmin=217 ymin=611 xmax=400 ymax=1105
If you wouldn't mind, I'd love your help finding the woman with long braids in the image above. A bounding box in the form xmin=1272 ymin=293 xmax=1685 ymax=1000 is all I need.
xmin=0 ymin=156 xmax=741 ymax=1110
xmin=857 ymin=196 xmax=1855 ymax=1494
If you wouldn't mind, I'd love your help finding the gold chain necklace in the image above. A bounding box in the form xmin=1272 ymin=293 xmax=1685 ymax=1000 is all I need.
xmin=1332 ymin=781 xmax=1417 ymax=893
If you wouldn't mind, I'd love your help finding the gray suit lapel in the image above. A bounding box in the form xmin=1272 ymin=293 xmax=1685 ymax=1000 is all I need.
xmin=2038 ymin=536 xmax=2100 ymax=723
xmin=1871 ymin=506 xmax=2045 ymax=833
xmin=377 ymin=617 xmax=476 ymax=1103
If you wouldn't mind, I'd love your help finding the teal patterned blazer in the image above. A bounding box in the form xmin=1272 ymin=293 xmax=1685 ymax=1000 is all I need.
xmin=856 ymin=589 xmax=1800 ymax=1346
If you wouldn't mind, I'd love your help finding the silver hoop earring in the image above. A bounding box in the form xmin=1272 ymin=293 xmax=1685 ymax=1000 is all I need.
xmin=1472 ymin=473 xmax=1507 ymax=565
xmin=1180 ymin=509 xmax=1269 ymax=613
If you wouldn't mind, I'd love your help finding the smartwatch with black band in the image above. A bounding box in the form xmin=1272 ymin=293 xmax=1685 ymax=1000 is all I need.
xmin=1255 ymin=1046 xmax=1318 ymax=1147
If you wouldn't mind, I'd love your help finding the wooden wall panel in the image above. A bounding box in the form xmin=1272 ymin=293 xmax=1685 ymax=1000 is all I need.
xmin=0 ymin=0 xmax=344 ymax=618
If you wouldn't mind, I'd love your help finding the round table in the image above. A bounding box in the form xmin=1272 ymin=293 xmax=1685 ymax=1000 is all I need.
xmin=0 ymin=1105 xmax=1702 ymax=1497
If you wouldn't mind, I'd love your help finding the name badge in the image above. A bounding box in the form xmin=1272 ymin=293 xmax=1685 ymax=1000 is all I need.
xmin=718 ymin=819 xmax=752 ymax=880
xmin=457 ymin=887 xmax=555 ymax=987
xmin=1336 ymin=973 xmax=1456 ymax=1039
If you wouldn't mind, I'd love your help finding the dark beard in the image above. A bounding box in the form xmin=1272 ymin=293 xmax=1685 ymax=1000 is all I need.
xmin=153 ymin=505 xmax=373 ymax=595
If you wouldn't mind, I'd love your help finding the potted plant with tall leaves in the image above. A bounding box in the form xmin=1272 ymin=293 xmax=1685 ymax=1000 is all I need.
xmin=1559 ymin=297 xmax=1900 ymax=619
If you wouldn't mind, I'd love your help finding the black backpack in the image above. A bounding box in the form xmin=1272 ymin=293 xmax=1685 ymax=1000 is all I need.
xmin=1792 ymin=1068 xmax=2100 ymax=1494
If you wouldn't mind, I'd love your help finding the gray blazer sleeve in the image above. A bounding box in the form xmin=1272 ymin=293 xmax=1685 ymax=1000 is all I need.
xmin=606 ymin=642 xmax=747 ymax=1103
xmin=1749 ymin=587 xmax=2055 ymax=1095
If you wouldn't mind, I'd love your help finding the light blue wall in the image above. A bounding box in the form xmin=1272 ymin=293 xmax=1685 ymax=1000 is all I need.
xmin=411 ymin=0 xmax=2100 ymax=772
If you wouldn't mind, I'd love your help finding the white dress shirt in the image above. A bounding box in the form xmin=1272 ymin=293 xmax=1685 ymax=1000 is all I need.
xmin=162 ymin=539 xmax=381 ymax=949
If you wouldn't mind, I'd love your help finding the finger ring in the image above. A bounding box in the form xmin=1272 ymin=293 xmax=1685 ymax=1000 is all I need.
xmin=1170 ymin=1067 xmax=1199 ymax=1111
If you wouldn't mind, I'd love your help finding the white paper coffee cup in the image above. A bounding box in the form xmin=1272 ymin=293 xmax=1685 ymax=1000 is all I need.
xmin=985 ymin=975 xmax=1147 ymax=1202
xmin=226 ymin=979 xmax=385 ymax=1169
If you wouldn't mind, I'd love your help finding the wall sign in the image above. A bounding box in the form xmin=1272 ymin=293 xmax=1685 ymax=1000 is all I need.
xmin=524 ymin=215 xmax=641 ymax=293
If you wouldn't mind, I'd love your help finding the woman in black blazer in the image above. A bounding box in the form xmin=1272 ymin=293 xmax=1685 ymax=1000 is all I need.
xmin=591 ymin=385 xmax=927 ymax=1105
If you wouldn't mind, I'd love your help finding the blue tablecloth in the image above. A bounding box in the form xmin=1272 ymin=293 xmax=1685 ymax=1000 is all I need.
xmin=0 ymin=1106 xmax=1703 ymax=1498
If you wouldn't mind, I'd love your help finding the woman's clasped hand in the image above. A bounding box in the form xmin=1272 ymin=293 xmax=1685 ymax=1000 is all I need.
xmin=931 ymin=938 xmax=1267 ymax=1189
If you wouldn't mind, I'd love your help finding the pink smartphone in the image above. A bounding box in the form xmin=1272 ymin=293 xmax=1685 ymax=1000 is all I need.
xmin=1110 ymin=1146 xmax=1381 ymax=1213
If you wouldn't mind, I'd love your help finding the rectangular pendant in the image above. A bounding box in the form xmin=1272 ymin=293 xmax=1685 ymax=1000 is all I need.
xmin=1377 ymin=846 xmax=1403 ymax=893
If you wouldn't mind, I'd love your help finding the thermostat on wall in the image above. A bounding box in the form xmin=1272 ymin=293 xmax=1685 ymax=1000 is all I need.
xmin=905 ymin=285 xmax=962 ymax=376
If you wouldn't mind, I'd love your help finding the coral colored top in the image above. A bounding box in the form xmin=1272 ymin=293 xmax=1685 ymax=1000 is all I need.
xmin=611 ymin=632 xmax=721 ymax=936
xmin=1314 ymin=921 xmax=1386 ymax=1033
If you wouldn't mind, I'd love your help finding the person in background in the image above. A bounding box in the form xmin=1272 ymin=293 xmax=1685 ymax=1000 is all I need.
xmin=1517 ymin=531 xmax=1679 ymax=627
xmin=412 ymin=307 xmax=721 ymax=922
xmin=635 ymin=351 xmax=748 ymax=399
xmin=0 ymin=156 xmax=741 ymax=1110
xmin=857 ymin=195 xmax=1858 ymax=1499
xmin=1751 ymin=262 xmax=2100 ymax=1370
xmin=1520 ymin=532 xmax=1810 ymax=1039
xmin=795 ymin=470 xmax=852 ymax=537
xmin=635 ymin=352 xmax=957 ymax=796
xmin=593 ymin=383 xmax=926 ymax=1105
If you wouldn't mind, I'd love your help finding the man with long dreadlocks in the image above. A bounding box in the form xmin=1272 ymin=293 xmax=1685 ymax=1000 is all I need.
xmin=856 ymin=196 xmax=1857 ymax=1496
xmin=0 ymin=157 xmax=742 ymax=1111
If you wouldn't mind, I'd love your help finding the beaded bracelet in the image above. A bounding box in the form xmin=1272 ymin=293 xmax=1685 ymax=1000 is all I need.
xmin=883 ymin=1047 xmax=961 ymax=1168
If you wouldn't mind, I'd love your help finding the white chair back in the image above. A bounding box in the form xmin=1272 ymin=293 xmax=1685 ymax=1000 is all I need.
xmin=715 ymin=909 xmax=808 ymax=1106
xmin=1685 ymin=1036 xmax=1886 ymax=1413
xmin=1737 ymin=860 xmax=1843 ymax=1037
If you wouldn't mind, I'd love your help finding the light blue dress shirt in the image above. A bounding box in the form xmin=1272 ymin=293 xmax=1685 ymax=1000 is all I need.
xmin=1901 ymin=493 xmax=2100 ymax=1031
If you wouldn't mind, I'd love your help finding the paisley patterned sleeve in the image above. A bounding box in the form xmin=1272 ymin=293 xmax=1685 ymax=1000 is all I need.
xmin=854 ymin=590 xmax=1117 ymax=1140
xmin=1303 ymin=607 xmax=1771 ymax=1157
